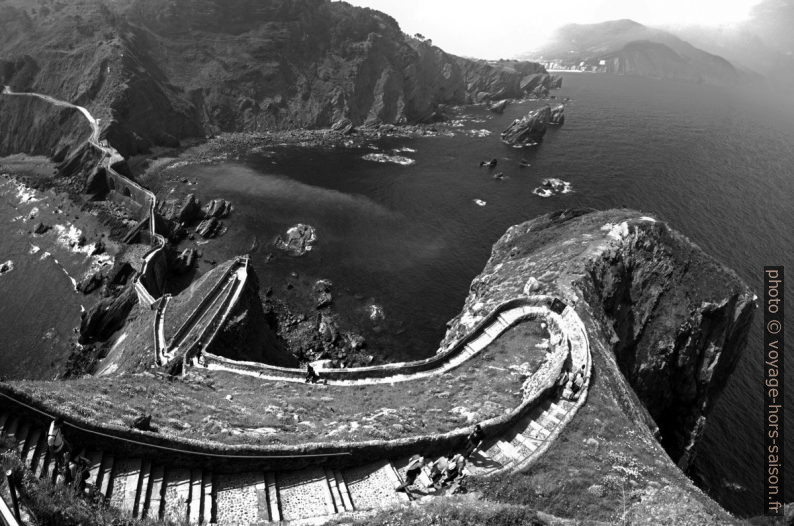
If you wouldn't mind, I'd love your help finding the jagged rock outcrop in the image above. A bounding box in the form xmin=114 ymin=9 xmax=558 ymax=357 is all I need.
xmin=202 ymin=198 xmax=231 ymax=219
xmin=79 ymin=286 xmax=138 ymax=344
xmin=549 ymin=103 xmax=565 ymax=125
xmin=0 ymin=0 xmax=555 ymax=158
xmin=501 ymin=105 xmax=551 ymax=146
xmin=196 ymin=217 xmax=221 ymax=238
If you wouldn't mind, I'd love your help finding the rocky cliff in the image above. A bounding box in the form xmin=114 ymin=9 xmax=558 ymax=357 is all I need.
xmin=439 ymin=208 xmax=754 ymax=522
xmin=0 ymin=0 xmax=551 ymax=159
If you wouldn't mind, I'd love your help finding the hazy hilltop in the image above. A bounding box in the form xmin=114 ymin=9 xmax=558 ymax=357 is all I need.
xmin=518 ymin=19 xmax=747 ymax=85
xmin=0 ymin=0 xmax=552 ymax=157
xmin=668 ymin=0 xmax=794 ymax=90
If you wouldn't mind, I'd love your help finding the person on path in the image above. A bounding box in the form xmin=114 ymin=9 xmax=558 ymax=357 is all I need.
xmin=47 ymin=417 xmax=70 ymax=465
xmin=463 ymin=424 xmax=485 ymax=458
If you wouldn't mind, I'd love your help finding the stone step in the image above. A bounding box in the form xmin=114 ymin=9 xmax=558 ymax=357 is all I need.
xmin=265 ymin=471 xmax=281 ymax=522
xmin=201 ymin=472 xmax=214 ymax=525
xmin=332 ymin=468 xmax=354 ymax=512
xmin=540 ymin=410 xmax=561 ymax=426
xmin=344 ymin=461 xmax=404 ymax=512
xmin=99 ymin=455 xmax=115 ymax=497
xmin=109 ymin=457 xmax=143 ymax=515
xmin=34 ymin=441 xmax=52 ymax=480
xmin=513 ymin=432 xmax=543 ymax=454
xmin=136 ymin=461 xmax=152 ymax=518
xmin=144 ymin=464 xmax=165 ymax=521
xmin=20 ymin=426 xmax=38 ymax=461
xmin=215 ymin=472 xmax=261 ymax=525
xmin=549 ymin=402 xmax=567 ymax=417
xmin=466 ymin=333 xmax=491 ymax=353
xmin=188 ymin=469 xmax=202 ymax=525
xmin=495 ymin=440 xmax=522 ymax=461
xmin=483 ymin=443 xmax=511 ymax=466
xmin=85 ymin=451 xmax=104 ymax=492
xmin=163 ymin=468 xmax=191 ymax=523
xmin=527 ymin=419 xmax=551 ymax=438
xmin=277 ymin=466 xmax=336 ymax=521
xmin=23 ymin=429 xmax=42 ymax=471
xmin=325 ymin=467 xmax=346 ymax=513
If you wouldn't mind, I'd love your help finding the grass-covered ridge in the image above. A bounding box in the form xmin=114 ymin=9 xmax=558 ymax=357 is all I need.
xmin=9 ymin=320 xmax=548 ymax=446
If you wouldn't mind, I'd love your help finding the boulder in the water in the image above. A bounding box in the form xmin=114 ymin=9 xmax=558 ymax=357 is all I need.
xmin=196 ymin=217 xmax=221 ymax=238
xmin=479 ymin=158 xmax=497 ymax=168
xmin=274 ymin=223 xmax=317 ymax=256
xmin=202 ymin=198 xmax=232 ymax=219
xmin=549 ymin=103 xmax=565 ymax=125
xmin=0 ymin=260 xmax=14 ymax=276
xmin=501 ymin=106 xmax=551 ymax=147
xmin=33 ymin=222 xmax=50 ymax=235
xmin=489 ymin=99 xmax=508 ymax=114
xmin=314 ymin=279 xmax=333 ymax=309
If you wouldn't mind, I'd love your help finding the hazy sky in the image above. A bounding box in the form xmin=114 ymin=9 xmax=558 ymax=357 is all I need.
xmin=343 ymin=0 xmax=763 ymax=59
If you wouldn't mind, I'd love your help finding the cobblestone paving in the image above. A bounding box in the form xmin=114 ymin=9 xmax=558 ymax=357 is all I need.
xmin=163 ymin=468 xmax=191 ymax=523
xmin=109 ymin=458 xmax=140 ymax=512
xmin=215 ymin=472 xmax=261 ymax=525
xmin=278 ymin=467 xmax=332 ymax=521
xmin=344 ymin=462 xmax=401 ymax=510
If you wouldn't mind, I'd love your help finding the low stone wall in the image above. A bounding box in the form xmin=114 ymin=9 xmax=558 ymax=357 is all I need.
xmin=137 ymin=241 xmax=168 ymax=304
xmin=202 ymin=296 xmax=556 ymax=383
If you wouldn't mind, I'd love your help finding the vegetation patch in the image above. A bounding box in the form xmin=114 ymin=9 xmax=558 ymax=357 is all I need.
xmin=11 ymin=320 xmax=549 ymax=446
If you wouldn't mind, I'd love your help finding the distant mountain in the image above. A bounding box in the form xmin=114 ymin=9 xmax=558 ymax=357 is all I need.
xmin=668 ymin=0 xmax=794 ymax=90
xmin=518 ymin=19 xmax=748 ymax=85
xmin=0 ymin=0 xmax=553 ymax=158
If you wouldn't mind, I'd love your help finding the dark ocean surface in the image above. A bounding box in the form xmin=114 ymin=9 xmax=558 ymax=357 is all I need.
xmin=189 ymin=73 xmax=793 ymax=515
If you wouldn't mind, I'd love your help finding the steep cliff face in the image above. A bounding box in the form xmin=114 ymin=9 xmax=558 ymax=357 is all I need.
xmin=0 ymin=0 xmax=551 ymax=158
xmin=439 ymin=208 xmax=754 ymax=520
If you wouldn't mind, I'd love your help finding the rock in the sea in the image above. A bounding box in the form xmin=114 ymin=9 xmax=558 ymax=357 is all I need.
xmin=549 ymin=103 xmax=565 ymax=125
xmin=313 ymin=279 xmax=333 ymax=309
xmin=196 ymin=217 xmax=221 ymax=238
xmin=33 ymin=222 xmax=50 ymax=234
xmin=174 ymin=248 xmax=197 ymax=274
xmin=274 ymin=224 xmax=317 ymax=256
xmin=331 ymin=117 xmax=355 ymax=134
xmin=367 ymin=304 xmax=385 ymax=323
xmin=202 ymin=199 xmax=232 ymax=219
xmin=0 ymin=260 xmax=14 ymax=276
xmin=533 ymin=178 xmax=572 ymax=197
xmin=489 ymin=99 xmax=508 ymax=113
xmin=501 ymin=106 xmax=551 ymax=147
xmin=550 ymin=74 xmax=563 ymax=89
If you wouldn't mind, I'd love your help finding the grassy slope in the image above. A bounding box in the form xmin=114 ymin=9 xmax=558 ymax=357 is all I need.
xmin=9 ymin=320 xmax=546 ymax=446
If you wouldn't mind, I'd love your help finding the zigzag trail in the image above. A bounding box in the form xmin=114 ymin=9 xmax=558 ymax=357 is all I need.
xmin=0 ymin=87 xmax=593 ymax=524
xmin=2 ymin=85 xmax=164 ymax=306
